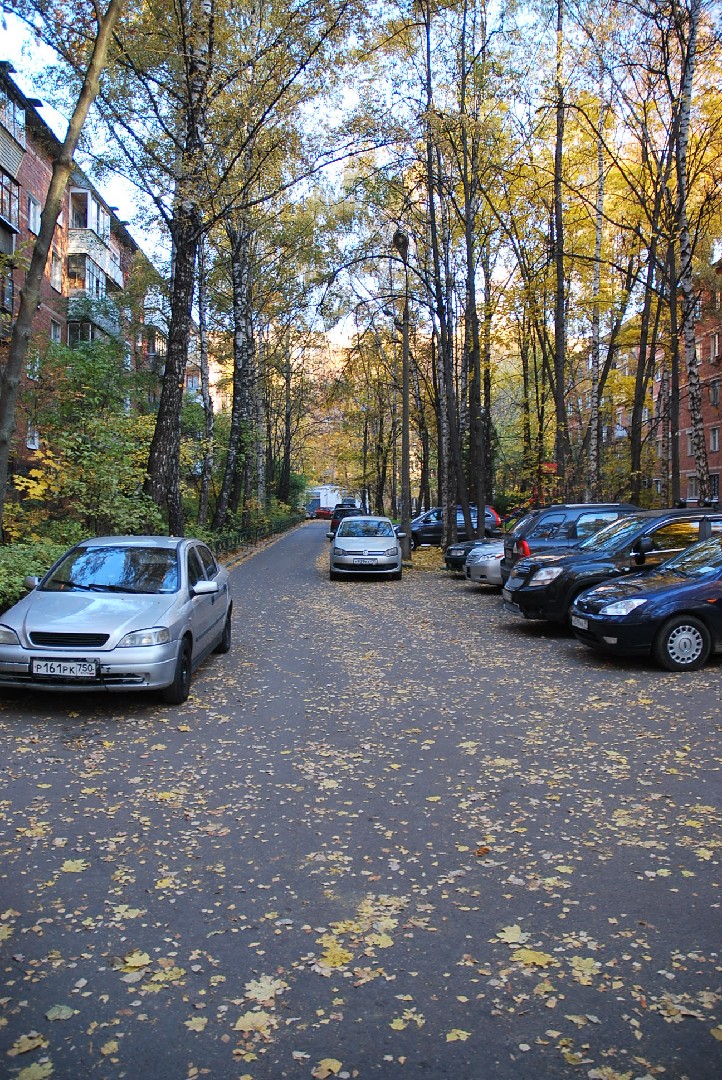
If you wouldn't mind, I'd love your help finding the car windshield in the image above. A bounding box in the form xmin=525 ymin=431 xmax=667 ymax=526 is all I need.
xmin=576 ymin=514 xmax=647 ymax=553
xmin=657 ymin=535 xmax=722 ymax=577
xmin=338 ymin=520 xmax=394 ymax=538
xmin=42 ymin=546 xmax=180 ymax=594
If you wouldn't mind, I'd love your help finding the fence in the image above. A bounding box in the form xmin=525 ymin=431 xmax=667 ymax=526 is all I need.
xmin=210 ymin=512 xmax=306 ymax=558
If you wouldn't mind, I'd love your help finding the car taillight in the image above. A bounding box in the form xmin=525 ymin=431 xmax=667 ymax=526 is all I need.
xmin=489 ymin=507 xmax=501 ymax=526
xmin=516 ymin=539 xmax=530 ymax=557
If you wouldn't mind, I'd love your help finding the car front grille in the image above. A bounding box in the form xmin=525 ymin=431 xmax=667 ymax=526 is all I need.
xmin=29 ymin=632 xmax=110 ymax=648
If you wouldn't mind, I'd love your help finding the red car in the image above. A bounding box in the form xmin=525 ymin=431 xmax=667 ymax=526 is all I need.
xmin=314 ymin=507 xmax=333 ymax=519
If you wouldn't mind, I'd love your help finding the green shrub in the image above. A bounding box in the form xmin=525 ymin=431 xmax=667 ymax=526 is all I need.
xmin=0 ymin=542 xmax=67 ymax=613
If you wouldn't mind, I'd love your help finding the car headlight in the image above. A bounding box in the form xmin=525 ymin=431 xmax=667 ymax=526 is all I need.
xmin=0 ymin=625 xmax=20 ymax=645
xmin=599 ymin=598 xmax=648 ymax=616
xmin=528 ymin=566 xmax=564 ymax=586
xmin=118 ymin=627 xmax=171 ymax=648
xmin=384 ymin=545 xmax=399 ymax=556
xmin=333 ymin=546 xmax=347 ymax=556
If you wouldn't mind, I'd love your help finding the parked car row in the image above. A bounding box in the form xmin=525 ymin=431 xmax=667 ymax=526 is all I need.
xmin=447 ymin=504 xmax=722 ymax=672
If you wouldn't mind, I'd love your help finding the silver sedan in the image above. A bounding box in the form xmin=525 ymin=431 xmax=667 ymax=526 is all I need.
xmin=464 ymin=540 xmax=505 ymax=586
xmin=0 ymin=536 xmax=232 ymax=703
xmin=328 ymin=516 xmax=404 ymax=579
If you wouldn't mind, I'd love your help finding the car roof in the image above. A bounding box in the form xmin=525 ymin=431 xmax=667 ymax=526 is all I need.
xmin=339 ymin=514 xmax=393 ymax=524
xmin=77 ymin=535 xmax=187 ymax=549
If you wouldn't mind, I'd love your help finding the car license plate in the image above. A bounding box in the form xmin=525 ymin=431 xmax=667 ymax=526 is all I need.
xmin=570 ymin=616 xmax=588 ymax=630
xmin=32 ymin=659 xmax=98 ymax=678
xmin=353 ymin=558 xmax=377 ymax=565
xmin=502 ymin=588 xmax=512 ymax=602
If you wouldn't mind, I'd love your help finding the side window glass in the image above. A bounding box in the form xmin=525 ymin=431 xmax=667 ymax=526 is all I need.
xmin=575 ymin=511 xmax=617 ymax=539
xmin=187 ymin=547 xmax=205 ymax=587
xmin=197 ymin=544 xmax=218 ymax=578
xmin=647 ymin=521 xmax=700 ymax=551
xmin=430 ymin=510 xmax=442 ymax=523
xmin=529 ymin=514 xmax=565 ymax=539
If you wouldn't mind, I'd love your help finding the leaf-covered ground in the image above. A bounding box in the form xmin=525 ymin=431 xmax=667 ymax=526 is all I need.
xmin=0 ymin=523 xmax=720 ymax=1079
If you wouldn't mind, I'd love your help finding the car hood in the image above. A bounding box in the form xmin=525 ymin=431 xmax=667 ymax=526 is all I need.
xmin=576 ymin=569 xmax=722 ymax=613
xmin=2 ymin=590 xmax=179 ymax=646
xmin=519 ymin=546 xmax=609 ymax=570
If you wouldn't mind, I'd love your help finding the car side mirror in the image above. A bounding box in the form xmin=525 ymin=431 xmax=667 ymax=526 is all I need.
xmin=395 ymin=531 xmax=406 ymax=539
xmin=327 ymin=531 xmax=333 ymax=540
xmin=192 ymin=580 xmax=219 ymax=595
xmin=24 ymin=575 xmax=38 ymax=590
xmin=632 ymin=536 xmax=653 ymax=564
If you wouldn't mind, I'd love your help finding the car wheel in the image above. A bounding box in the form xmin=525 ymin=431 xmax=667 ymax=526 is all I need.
xmin=213 ymin=609 xmax=232 ymax=654
xmin=162 ymin=639 xmax=193 ymax=704
xmin=653 ymin=616 xmax=711 ymax=672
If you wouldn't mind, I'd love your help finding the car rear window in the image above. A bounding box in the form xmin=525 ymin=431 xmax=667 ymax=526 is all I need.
xmin=528 ymin=513 xmax=565 ymax=539
xmin=574 ymin=510 xmax=620 ymax=539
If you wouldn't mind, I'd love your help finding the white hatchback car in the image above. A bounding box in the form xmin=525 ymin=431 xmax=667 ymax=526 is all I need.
xmin=328 ymin=516 xmax=404 ymax=580
xmin=464 ymin=540 xmax=505 ymax=586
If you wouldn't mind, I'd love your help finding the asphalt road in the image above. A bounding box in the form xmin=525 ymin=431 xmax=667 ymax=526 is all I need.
xmin=1 ymin=521 xmax=720 ymax=1080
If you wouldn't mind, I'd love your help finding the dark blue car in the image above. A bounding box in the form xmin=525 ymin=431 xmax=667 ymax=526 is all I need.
xmin=570 ymin=535 xmax=722 ymax=671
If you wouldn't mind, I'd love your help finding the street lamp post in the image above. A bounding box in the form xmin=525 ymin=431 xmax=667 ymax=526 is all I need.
xmin=392 ymin=228 xmax=412 ymax=561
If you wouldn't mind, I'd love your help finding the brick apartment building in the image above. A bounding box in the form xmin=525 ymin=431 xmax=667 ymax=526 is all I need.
xmin=0 ymin=62 xmax=167 ymax=455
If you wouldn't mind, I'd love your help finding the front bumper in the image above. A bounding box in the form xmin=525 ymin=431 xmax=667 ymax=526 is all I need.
xmin=569 ymin=612 xmax=655 ymax=655
xmin=330 ymin=556 xmax=401 ymax=575
xmin=0 ymin=641 xmax=181 ymax=693
xmin=466 ymin=562 xmax=502 ymax=586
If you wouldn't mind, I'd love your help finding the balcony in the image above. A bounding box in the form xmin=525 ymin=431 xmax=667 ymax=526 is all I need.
xmin=67 ymin=293 xmax=120 ymax=337
xmin=68 ymin=229 xmax=124 ymax=288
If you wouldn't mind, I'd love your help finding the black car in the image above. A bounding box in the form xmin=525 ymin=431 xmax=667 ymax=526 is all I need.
xmin=502 ymin=508 xmax=722 ymax=625
xmin=411 ymin=505 xmax=501 ymax=549
xmin=329 ymin=506 xmax=362 ymax=535
xmin=500 ymin=502 xmax=637 ymax=582
xmin=570 ymin=535 xmax=722 ymax=671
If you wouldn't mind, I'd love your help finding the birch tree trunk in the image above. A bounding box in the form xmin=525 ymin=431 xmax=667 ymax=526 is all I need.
xmin=213 ymin=218 xmax=255 ymax=529
xmin=553 ymin=0 xmax=568 ymax=496
xmin=196 ymin=234 xmax=214 ymax=526
xmin=145 ymin=0 xmax=213 ymax=534
xmin=675 ymin=0 xmax=709 ymax=502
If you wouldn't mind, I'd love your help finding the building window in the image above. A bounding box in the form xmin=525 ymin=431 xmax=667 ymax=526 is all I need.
xmin=694 ymin=298 xmax=703 ymax=321
xmin=686 ymin=431 xmax=694 ymax=457
xmin=1 ymin=263 xmax=13 ymax=316
xmin=0 ymin=171 xmax=20 ymax=229
xmin=26 ymin=426 xmax=40 ymax=451
xmin=711 ymin=380 xmax=720 ymax=408
xmin=50 ymin=320 xmax=62 ymax=345
xmin=687 ymin=474 xmax=698 ymax=501
xmin=711 ymin=474 xmax=720 ymax=501
xmin=68 ymin=321 xmax=99 ymax=346
xmin=68 ymin=254 xmax=106 ymax=300
xmin=50 ymin=252 xmax=62 ymax=292
xmin=0 ymin=90 xmax=25 ymax=146
xmin=27 ymin=194 xmax=41 ymax=235
xmin=712 ymin=333 xmax=721 ymax=364
xmin=69 ymin=190 xmax=110 ymax=243
xmin=711 ymin=427 xmax=720 ymax=454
